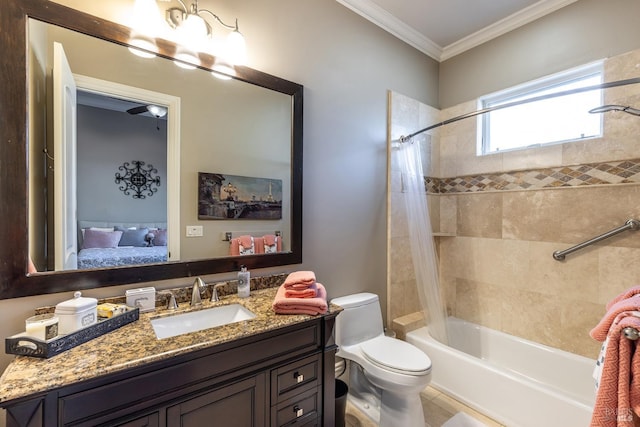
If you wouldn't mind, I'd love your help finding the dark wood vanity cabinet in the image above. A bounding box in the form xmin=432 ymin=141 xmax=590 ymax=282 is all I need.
xmin=3 ymin=316 xmax=337 ymax=427
xmin=165 ymin=373 xmax=266 ymax=426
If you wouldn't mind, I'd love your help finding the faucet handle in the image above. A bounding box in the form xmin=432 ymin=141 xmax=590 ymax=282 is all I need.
xmin=167 ymin=293 xmax=178 ymax=310
xmin=211 ymin=283 xmax=224 ymax=302
xmin=159 ymin=291 xmax=178 ymax=310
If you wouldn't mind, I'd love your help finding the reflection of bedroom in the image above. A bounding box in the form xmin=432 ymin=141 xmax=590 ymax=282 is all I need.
xmin=75 ymin=97 xmax=168 ymax=269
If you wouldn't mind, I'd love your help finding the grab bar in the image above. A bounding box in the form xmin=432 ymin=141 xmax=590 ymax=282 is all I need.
xmin=552 ymin=219 xmax=640 ymax=261
xmin=222 ymin=230 xmax=281 ymax=242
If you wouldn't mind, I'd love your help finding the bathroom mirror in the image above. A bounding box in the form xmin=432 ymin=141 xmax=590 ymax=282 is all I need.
xmin=0 ymin=0 xmax=303 ymax=299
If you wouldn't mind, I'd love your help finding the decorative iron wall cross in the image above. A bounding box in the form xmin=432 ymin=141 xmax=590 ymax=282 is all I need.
xmin=115 ymin=160 xmax=161 ymax=199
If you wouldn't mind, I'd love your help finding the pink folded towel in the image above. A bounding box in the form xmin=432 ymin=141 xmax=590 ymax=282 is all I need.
xmin=285 ymin=282 xmax=318 ymax=299
xmin=273 ymin=283 xmax=327 ymax=315
xmin=607 ymin=286 xmax=640 ymax=310
xmin=590 ymin=312 xmax=640 ymax=427
xmin=591 ymin=295 xmax=640 ymax=341
xmin=283 ymin=271 xmax=316 ymax=290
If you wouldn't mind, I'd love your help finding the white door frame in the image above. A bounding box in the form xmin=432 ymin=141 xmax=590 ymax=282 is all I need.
xmin=73 ymin=74 xmax=181 ymax=261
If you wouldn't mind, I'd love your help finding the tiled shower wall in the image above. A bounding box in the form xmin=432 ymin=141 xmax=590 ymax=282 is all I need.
xmin=388 ymin=48 xmax=640 ymax=358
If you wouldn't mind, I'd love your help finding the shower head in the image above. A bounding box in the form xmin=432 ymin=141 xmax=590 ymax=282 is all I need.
xmin=589 ymin=104 xmax=640 ymax=116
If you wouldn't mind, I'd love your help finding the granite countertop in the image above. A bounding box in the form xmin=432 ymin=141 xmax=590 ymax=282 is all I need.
xmin=0 ymin=286 xmax=341 ymax=404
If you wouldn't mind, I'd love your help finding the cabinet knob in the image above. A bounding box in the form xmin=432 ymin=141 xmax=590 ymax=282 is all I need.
xmin=293 ymin=405 xmax=304 ymax=417
xmin=293 ymin=371 xmax=304 ymax=383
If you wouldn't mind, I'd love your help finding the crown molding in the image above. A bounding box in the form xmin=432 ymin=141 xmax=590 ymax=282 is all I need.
xmin=335 ymin=0 xmax=442 ymax=61
xmin=440 ymin=0 xmax=580 ymax=61
xmin=336 ymin=0 xmax=578 ymax=62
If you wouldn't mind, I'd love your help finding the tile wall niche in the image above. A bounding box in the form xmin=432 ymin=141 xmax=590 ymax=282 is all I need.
xmin=388 ymin=48 xmax=640 ymax=358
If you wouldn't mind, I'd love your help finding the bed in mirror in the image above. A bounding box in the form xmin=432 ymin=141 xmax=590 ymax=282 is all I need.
xmin=0 ymin=0 xmax=303 ymax=299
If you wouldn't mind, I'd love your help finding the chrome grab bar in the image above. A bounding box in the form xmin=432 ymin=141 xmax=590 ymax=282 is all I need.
xmin=552 ymin=219 xmax=640 ymax=261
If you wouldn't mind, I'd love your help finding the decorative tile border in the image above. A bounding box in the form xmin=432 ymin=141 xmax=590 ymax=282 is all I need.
xmin=426 ymin=158 xmax=640 ymax=194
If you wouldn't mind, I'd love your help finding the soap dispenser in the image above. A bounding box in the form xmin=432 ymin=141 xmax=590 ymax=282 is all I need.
xmin=237 ymin=265 xmax=250 ymax=298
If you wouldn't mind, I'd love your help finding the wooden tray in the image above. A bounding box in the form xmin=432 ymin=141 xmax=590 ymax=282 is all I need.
xmin=5 ymin=307 xmax=139 ymax=358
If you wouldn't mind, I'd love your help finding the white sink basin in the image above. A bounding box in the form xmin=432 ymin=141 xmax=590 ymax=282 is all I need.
xmin=151 ymin=304 xmax=256 ymax=339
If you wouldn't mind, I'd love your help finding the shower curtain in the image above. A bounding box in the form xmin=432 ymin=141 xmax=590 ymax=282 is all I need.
xmin=396 ymin=135 xmax=448 ymax=344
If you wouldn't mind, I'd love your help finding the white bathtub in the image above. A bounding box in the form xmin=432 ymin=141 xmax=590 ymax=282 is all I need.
xmin=406 ymin=317 xmax=596 ymax=427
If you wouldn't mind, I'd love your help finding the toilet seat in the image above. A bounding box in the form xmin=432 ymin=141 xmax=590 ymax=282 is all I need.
xmin=360 ymin=336 xmax=431 ymax=376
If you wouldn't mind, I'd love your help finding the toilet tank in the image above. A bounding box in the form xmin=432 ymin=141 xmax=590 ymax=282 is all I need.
xmin=332 ymin=293 xmax=384 ymax=347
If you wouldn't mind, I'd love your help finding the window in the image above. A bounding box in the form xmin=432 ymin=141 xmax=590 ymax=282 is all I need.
xmin=479 ymin=62 xmax=603 ymax=155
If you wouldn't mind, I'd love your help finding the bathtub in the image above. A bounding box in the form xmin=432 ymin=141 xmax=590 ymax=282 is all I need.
xmin=406 ymin=317 xmax=596 ymax=427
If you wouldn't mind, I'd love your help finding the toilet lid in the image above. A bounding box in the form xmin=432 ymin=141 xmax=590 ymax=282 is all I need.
xmin=361 ymin=336 xmax=431 ymax=375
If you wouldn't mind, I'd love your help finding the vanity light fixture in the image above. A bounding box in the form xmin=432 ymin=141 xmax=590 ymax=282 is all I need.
xmin=165 ymin=0 xmax=247 ymax=70
xmin=128 ymin=0 xmax=247 ymax=73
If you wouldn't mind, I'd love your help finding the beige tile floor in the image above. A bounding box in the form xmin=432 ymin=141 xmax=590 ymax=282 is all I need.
xmin=345 ymin=386 xmax=505 ymax=427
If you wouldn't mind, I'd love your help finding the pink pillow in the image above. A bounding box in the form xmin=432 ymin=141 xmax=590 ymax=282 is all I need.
xmin=153 ymin=229 xmax=167 ymax=246
xmin=82 ymin=229 xmax=123 ymax=249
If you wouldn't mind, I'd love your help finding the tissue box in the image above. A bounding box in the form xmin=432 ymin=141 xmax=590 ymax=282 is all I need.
xmin=126 ymin=287 xmax=156 ymax=312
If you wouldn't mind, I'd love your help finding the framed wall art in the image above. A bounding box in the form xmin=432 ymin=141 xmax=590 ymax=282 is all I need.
xmin=198 ymin=173 xmax=283 ymax=220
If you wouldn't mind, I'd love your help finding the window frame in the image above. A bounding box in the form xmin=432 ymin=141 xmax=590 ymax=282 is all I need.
xmin=478 ymin=61 xmax=604 ymax=155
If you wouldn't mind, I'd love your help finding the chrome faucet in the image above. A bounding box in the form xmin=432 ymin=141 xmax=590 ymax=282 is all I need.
xmin=191 ymin=277 xmax=205 ymax=307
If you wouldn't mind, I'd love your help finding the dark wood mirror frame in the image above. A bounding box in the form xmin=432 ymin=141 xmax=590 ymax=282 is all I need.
xmin=0 ymin=0 xmax=303 ymax=299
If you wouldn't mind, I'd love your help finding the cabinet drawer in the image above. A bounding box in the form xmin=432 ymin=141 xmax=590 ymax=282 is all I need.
xmin=286 ymin=417 xmax=319 ymax=427
xmin=113 ymin=412 xmax=159 ymax=427
xmin=271 ymin=386 xmax=320 ymax=427
xmin=271 ymin=354 xmax=320 ymax=403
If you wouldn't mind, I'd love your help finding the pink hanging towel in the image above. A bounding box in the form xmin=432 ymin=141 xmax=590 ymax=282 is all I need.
xmin=590 ymin=312 xmax=640 ymax=427
xmin=607 ymin=286 xmax=640 ymax=310
xmin=229 ymin=235 xmax=255 ymax=256
xmin=262 ymin=234 xmax=281 ymax=254
xmin=591 ymin=296 xmax=640 ymax=342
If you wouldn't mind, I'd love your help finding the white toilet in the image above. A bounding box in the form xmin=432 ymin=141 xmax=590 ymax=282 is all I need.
xmin=331 ymin=293 xmax=432 ymax=427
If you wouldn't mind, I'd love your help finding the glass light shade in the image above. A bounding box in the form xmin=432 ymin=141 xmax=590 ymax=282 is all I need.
xmin=176 ymin=14 xmax=209 ymax=52
xmin=147 ymin=105 xmax=168 ymax=118
xmin=211 ymin=71 xmax=233 ymax=80
xmin=130 ymin=0 xmax=164 ymax=37
xmin=211 ymin=62 xmax=235 ymax=80
xmin=174 ymin=50 xmax=199 ymax=69
xmin=226 ymin=30 xmax=247 ymax=66
xmin=128 ymin=36 xmax=157 ymax=58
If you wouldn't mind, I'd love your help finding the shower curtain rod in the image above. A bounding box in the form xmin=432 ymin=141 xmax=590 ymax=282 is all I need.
xmin=399 ymin=76 xmax=640 ymax=143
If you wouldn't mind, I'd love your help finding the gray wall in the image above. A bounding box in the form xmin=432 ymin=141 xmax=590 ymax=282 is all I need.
xmin=0 ymin=0 xmax=438 ymax=378
xmin=440 ymin=0 xmax=640 ymax=108
xmin=77 ymin=105 xmax=167 ymax=223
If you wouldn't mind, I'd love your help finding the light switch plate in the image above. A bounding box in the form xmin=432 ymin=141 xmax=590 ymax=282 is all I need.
xmin=186 ymin=225 xmax=203 ymax=237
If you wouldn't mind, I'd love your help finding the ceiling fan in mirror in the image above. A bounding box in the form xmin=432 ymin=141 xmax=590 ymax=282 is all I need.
xmin=126 ymin=104 xmax=168 ymax=118
xmin=126 ymin=103 xmax=167 ymax=130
